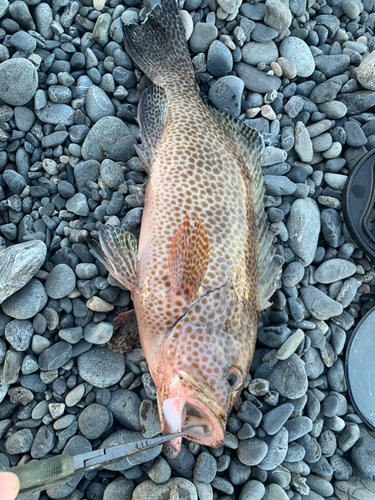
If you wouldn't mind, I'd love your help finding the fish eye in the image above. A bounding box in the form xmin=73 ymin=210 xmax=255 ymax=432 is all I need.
xmin=227 ymin=367 xmax=242 ymax=390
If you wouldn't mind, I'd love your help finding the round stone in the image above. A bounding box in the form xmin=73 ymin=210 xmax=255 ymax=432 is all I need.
xmin=314 ymin=259 xmax=357 ymax=284
xmin=83 ymin=322 xmax=113 ymax=344
xmin=267 ymin=353 xmax=308 ymax=399
xmin=5 ymin=320 xmax=33 ymax=351
xmin=300 ymin=285 xmax=343 ymax=320
xmin=38 ymin=341 xmax=73 ymax=371
xmin=357 ymin=51 xmax=375 ymax=91
xmin=279 ymin=37 xmax=315 ymax=77
xmin=45 ymin=264 xmax=76 ymax=299
xmin=342 ymin=1 xmax=360 ymax=19
xmin=85 ymin=85 xmax=115 ymax=123
xmin=78 ymin=403 xmax=111 ymax=439
xmin=103 ymin=477 xmax=135 ymax=500
xmin=133 ymin=478 xmax=197 ymax=500
xmin=2 ymin=279 xmax=47 ymax=320
xmin=77 ymin=347 xmax=125 ymax=388
xmin=10 ymin=31 xmax=36 ymax=51
xmin=242 ymin=41 xmax=278 ymax=66
xmin=189 ymin=22 xmax=218 ymax=54
xmin=100 ymin=159 xmax=125 ymax=190
xmin=65 ymin=193 xmax=89 ymax=217
xmin=237 ymin=438 xmax=268 ymax=466
xmin=81 ymin=117 xmax=137 ymax=163
xmin=0 ymin=59 xmax=38 ymax=105
xmin=207 ymin=40 xmax=233 ymax=77
xmin=208 ymin=75 xmax=244 ymax=118
xmin=287 ymin=198 xmax=321 ymax=267
xmin=0 ymin=241 xmax=46 ymax=305
xmin=5 ymin=429 xmax=34 ymax=454
xmin=107 ymin=388 xmax=141 ymax=430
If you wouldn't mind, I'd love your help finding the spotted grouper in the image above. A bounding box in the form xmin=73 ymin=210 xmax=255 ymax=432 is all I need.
xmin=90 ymin=0 xmax=283 ymax=457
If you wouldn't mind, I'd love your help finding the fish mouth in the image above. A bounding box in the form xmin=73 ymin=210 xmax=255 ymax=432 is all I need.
xmin=162 ymin=396 xmax=225 ymax=457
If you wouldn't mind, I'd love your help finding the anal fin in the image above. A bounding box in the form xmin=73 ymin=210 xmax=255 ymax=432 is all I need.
xmin=168 ymin=214 xmax=210 ymax=304
xmin=108 ymin=309 xmax=139 ymax=353
xmin=89 ymin=225 xmax=139 ymax=292
xmin=137 ymin=85 xmax=168 ymax=173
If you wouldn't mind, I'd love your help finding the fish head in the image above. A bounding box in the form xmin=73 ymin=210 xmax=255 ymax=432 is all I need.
xmin=157 ymin=312 xmax=249 ymax=456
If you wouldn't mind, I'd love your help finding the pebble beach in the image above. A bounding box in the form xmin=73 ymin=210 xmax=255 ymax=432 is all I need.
xmin=0 ymin=0 xmax=375 ymax=498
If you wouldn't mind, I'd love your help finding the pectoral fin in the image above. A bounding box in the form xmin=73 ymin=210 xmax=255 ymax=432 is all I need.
xmin=89 ymin=225 xmax=139 ymax=292
xmin=168 ymin=214 xmax=210 ymax=303
xmin=108 ymin=309 xmax=140 ymax=353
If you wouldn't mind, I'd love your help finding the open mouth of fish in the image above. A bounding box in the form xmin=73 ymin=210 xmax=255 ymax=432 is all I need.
xmin=161 ymin=396 xmax=224 ymax=457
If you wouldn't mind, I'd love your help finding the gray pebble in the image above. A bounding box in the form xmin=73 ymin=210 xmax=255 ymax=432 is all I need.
xmin=194 ymin=451 xmax=217 ymax=483
xmin=36 ymin=102 xmax=75 ymax=126
xmin=100 ymin=159 xmax=125 ymax=190
xmin=5 ymin=429 xmax=34 ymax=454
xmin=0 ymin=59 xmax=38 ymax=106
xmin=82 ymin=117 xmax=136 ymax=162
xmin=287 ymin=198 xmax=320 ymax=266
xmin=78 ymin=403 xmax=111 ymax=439
xmin=262 ymin=403 xmax=294 ymax=435
xmin=31 ymin=424 xmax=55 ymax=459
xmin=0 ymin=241 xmax=46 ymax=305
xmin=284 ymin=96 xmax=304 ymax=118
xmin=45 ymin=264 xmax=76 ymax=299
xmin=268 ymin=354 xmax=308 ymax=399
xmin=77 ymin=347 xmax=125 ymax=388
xmin=264 ymin=175 xmax=296 ymax=196
xmin=5 ymin=320 xmax=33 ymax=351
xmin=237 ymin=437 xmax=268 ymax=466
xmin=107 ymin=388 xmax=141 ymax=431
xmin=83 ymin=322 xmax=113 ymax=344
xmin=2 ymin=279 xmax=47 ymax=320
xmin=242 ymin=41 xmax=278 ymax=66
xmin=66 ymin=193 xmax=89 ymax=216
xmin=344 ymin=121 xmax=368 ymax=148
xmin=258 ymin=427 xmax=289 ymax=470
xmin=294 ymin=121 xmax=313 ymax=163
xmin=74 ymin=160 xmax=100 ymax=192
xmin=39 ymin=341 xmax=72 ymax=371
xmin=146 ymin=456 xmax=171 ymax=484
xmin=300 ymin=285 xmax=343 ymax=321
xmin=10 ymin=30 xmax=36 ymax=51
xmin=279 ymin=37 xmax=314 ymax=77
xmin=239 ymin=480 xmax=265 ymax=500
xmin=86 ymin=85 xmax=115 ymax=123
xmin=321 ymin=208 xmax=344 ymax=248
xmin=133 ymin=478 xmax=196 ymax=500
xmin=207 ymin=40 xmax=233 ymax=77
xmin=284 ymin=417 xmax=313 ymax=442
xmin=208 ymin=75 xmax=243 ymax=118
xmin=314 ymin=259 xmax=357 ymax=284
xmin=261 ymin=146 xmax=287 ymax=166
xmin=189 ymin=22 xmax=218 ymax=54
xmin=334 ymin=477 xmax=375 ymax=500
xmin=103 ymin=477 xmax=135 ymax=500
xmin=234 ymin=62 xmax=281 ymax=93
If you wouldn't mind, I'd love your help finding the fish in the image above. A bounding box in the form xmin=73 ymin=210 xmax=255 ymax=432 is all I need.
xmin=90 ymin=0 xmax=283 ymax=457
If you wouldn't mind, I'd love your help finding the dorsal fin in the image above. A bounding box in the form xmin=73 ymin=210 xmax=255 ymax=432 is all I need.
xmin=136 ymin=85 xmax=168 ymax=173
xmin=209 ymin=107 xmax=283 ymax=310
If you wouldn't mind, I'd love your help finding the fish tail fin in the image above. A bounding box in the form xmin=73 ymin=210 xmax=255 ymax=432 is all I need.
xmin=123 ymin=0 xmax=195 ymax=88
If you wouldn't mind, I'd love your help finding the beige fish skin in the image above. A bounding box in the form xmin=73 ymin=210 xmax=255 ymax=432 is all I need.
xmin=91 ymin=0 xmax=283 ymax=456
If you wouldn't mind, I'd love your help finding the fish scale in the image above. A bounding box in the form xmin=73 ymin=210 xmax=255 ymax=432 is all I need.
xmin=90 ymin=0 xmax=283 ymax=456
